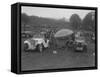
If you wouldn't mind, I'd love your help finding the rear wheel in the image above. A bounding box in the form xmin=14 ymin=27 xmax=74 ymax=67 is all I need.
xmin=67 ymin=40 xmax=74 ymax=48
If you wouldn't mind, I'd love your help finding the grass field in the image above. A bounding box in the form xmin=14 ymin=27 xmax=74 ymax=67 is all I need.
xmin=21 ymin=37 xmax=95 ymax=71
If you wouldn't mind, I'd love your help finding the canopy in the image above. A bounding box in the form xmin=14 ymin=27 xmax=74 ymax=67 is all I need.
xmin=54 ymin=29 xmax=73 ymax=38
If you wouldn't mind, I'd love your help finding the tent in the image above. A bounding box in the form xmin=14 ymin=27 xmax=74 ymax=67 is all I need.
xmin=54 ymin=29 xmax=74 ymax=38
xmin=53 ymin=29 xmax=74 ymax=48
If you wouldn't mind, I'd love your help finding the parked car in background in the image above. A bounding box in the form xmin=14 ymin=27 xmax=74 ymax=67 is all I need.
xmin=21 ymin=31 xmax=33 ymax=38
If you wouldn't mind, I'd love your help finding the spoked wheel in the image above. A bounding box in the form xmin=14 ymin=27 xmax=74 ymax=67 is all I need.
xmin=67 ymin=40 xmax=74 ymax=48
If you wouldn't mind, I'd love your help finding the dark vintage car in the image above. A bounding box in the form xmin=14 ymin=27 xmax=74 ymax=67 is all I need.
xmin=66 ymin=31 xmax=87 ymax=52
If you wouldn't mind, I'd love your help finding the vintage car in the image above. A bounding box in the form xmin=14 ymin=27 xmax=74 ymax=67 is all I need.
xmin=21 ymin=31 xmax=33 ymax=38
xmin=74 ymin=37 xmax=87 ymax=52
xmin=24 ymin=34 xmax=49 ymax=52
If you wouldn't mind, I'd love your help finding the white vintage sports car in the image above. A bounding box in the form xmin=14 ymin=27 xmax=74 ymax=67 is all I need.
xmin=24 ymin=37 xmax=49 ymax=52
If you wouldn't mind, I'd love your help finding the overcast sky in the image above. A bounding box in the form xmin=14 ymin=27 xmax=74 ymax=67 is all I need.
xmin=21 ymin=6 xmax=95 ymax=20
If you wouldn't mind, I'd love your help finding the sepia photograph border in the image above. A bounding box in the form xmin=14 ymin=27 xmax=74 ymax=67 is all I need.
xmin=11 ymin=2 xmax=98 ymax=74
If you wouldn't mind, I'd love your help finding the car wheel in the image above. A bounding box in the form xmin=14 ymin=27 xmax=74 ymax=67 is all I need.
xmin=68 ymin=41 xmax=74 ymax=48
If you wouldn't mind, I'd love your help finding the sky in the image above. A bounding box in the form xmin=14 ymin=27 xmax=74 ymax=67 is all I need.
xmin=21 ymin=6 xmax=95 ymax=20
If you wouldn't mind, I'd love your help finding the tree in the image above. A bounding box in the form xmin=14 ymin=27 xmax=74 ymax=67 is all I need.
xmin=70 ymin=14 xmax=82 ymax=30
xmin=82 ymin=12 xmax=95 ymax=31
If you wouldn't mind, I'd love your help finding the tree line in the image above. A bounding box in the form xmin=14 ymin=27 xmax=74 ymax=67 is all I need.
xmin=21 ymin=12 xmax=95 ymax=32
xmin=70 ymin=12 xmax=95 ymax=31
